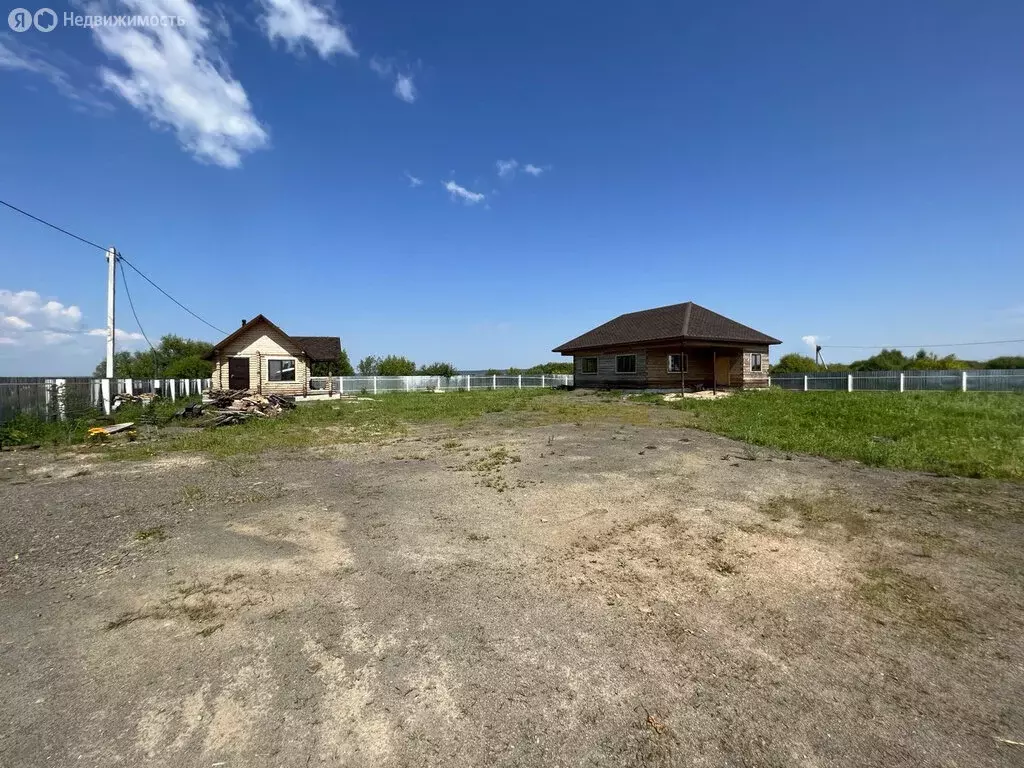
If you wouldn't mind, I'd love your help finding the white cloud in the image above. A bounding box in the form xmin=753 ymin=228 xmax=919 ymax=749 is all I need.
xmin=370 ymin=57 xmax=418 ymax=103
xmin=496 ymin=159 xmax=518 ymax=178
xmin=0 ymin=290 xmax=82 ymax=330
xmin=0 ymin=36 xmax=111 ymax=112
xmin=1 ymin=315 xmax=32 ymax=330
xmin=443 ymin=180 xmax=485 ymax=205
xmin=393 ymin=74 xmax=416 ymax=103
xmin=405 ymin=172 xmax=423 ymax=187
xmin=41 ymin=331 xmax=75 ymax=345
xmin=258 ymin=0 xmax=357 ymax=58
xmin=87 ymin=328 xmax=147 ymax=342
xmin=88 ymin=0 xmax=269 ymax=168
xmin=0 ymin=336 xmax=18 ymax=346
xmin=42 ymin=300 xmax=83 ymax=328
xmin=801 ymin=335 xmax=824 ymax=353
xmin=0 ymin=290 xmax=42 ymax=316
xmin=496 ymin=159 xmax=548 ymax=178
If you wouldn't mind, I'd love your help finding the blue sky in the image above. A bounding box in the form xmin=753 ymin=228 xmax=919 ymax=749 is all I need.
xmin=1 ymin=0 xmax=1022 ymax=375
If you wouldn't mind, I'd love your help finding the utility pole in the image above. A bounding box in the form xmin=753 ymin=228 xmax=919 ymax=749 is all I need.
xmin=103 ymin=246 xmax=117 ymax=415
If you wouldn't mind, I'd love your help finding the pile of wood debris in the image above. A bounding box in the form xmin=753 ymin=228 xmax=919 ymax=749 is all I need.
xmin=202 ymin=389 xmax=297 ymax=426
xmin=112 ymin=392 xmax=159 ymax=407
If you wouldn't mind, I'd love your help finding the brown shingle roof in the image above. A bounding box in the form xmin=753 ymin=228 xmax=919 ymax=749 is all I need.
xmin=552 ymin=302 xmax=781 ymax=353
xmin=291 ymin=336 xmax=341 ymax=362
xmin=205 ymin=315 xmax=341 ymax=362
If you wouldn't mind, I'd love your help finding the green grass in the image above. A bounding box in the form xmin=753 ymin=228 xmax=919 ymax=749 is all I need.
xmin=105 ymin=390 xmax=560 ymax=460
xmin=665 ymin=390 xmax=1024 ymax=480
xmin=0 ymin=396 xmax=201 ymax=449
xmin=82 ymin=388 xmax=1023 ymax=481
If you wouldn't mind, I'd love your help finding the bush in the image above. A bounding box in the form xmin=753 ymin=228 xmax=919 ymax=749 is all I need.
xmin=377 ymin=355 xmax=417 ymax=376
xmin=770 ymin=354 xmax=820 ymax=374
xmin=311 ymin=349 xmax=355 ymax=376
xmin=420 ymin=362 xmax=458 ymax=377
xmin=524 ymin=362 xmax=573 ymax=375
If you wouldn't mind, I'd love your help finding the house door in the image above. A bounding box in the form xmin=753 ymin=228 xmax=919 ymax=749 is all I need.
xmin=228 ymin=357 xmax=250 ymax=391
xmin=715 ymin=356 xmax=731 ymax=387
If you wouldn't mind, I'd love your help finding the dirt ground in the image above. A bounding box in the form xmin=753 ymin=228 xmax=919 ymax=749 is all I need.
xmin=1 ymin=417 xmax=1022 ymax=767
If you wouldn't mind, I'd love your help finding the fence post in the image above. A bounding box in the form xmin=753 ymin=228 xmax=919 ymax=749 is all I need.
xmin=124 ymin=377 xmax=133 ymax=396
xmin=101 ymin=378 xmax=112 ymax=415
xmin=467 ymin=375 xmax=471 ymax=391
xmin=373 ymin=376 xmax=377 ymax=395
xmin=54 ymin=378 xmax=66 ymax=421
xmin=899 ymin=373 xmax=905 ymax=393
xmin=767 ymin=375 xmax=771 ymax=388
xmin=518 ymin=375 xmax=522 ymax=390
xmin=406 ymin=376 xmax=410 ymax=392
xmin=847 ymin=374 xmax=853 ymax=392
xmin=152 ymin=379 xmax=158 ymax=398
xmin=169 ymin=379 xmax=176 ymax=401
xmin=339 ymin=377 xmax=344 ymax=395
xmin=493 ymin=374 xmax=497 ymax=390
xmin=803 ymin=375 xmax=808 ymax=392
xmin=44 ymin=378 xmax=53 ymax=420
xmin=541 ymin=374 xmax=546 ymax=388
xmin=962 ymin=371 xmax=968 ymax=392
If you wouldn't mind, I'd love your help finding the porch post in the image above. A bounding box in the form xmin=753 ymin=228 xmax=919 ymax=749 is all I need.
xmin=680 ymin=343 xmax=685 ymax=393
xmin=712 ymin=350 xmax=717 ymax=394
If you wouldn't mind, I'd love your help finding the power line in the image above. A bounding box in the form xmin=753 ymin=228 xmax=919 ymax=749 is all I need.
xmin=118 ymin=256 xmax=227 ymax=335
xmin=0 ymin=199 xmax=107 ymax=252
xmin=823 ymin=339 xmax=1024 ymax=349
xmin=0 ymin=197 xmax=227 ymax=336
xmin=118 ymin=258 xmax=161 ymax=377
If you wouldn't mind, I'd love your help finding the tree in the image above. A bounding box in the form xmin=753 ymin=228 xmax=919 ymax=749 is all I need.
xmin=848 ymin=348 xmax=909 ymax=372
xmin=525 ymin=362 xmax=573 ymax=375
xmin=376 ymin=355 xmax=417 ymax=376
xmin=357 ymin=355 xmax=380 ymax=375
xmin=92 ymin=334 xmax=213 ymax=378
xmin=311 ymin=349 xmax=355 ymax=376
xmin=420 ymin=362 xmax=458 ymax=377
xmin=769 ymin=354 xmax=820 ymax=374
xmin=986 ymin=356 xmax=1024 ymax=369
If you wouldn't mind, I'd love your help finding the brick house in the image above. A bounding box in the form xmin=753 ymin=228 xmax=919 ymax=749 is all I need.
xmin=553 ymin=302 xmax=782 ymax=390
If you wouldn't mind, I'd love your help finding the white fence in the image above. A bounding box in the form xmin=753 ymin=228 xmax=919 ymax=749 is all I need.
xmin=309 ymin=374 xmax=573 ymax=394
xmin=0 ymin=377 xmax=213 ymax=423
xmin=768 ymin=369 xmax=1024 ymax=392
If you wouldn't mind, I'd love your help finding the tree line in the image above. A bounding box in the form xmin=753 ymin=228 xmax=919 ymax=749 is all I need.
xmin=94 ymin=338 xmax=574 ymax=380
xmin=354 ymin=356 xmax=573 ymax=377
xmin=770 ymin=349 xmax=1024 ymax=374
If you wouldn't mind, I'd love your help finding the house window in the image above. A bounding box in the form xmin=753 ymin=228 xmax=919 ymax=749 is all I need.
xmin=750 ymin=353 xmax=762 ymax=372
xmin=268 ymin=358 xmax=297 ymax=382
xmin=668 ymin=353 xmax=687 ymax=373
xmin=581 ymin=357 xmax=598 ymax=374
xmin=615 ymin=354 xmax=637 ymax=374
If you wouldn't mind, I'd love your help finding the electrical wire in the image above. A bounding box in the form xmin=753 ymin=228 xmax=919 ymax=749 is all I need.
xmin=117 ymin=255 xmax=227 ymax=335
xmin=118 ymin=258 xmax=161 ymax=377
xmin=0 ymin=197 xmax=227 ymax=336
xmin=0 ymin=199 xmax=107 ymax=252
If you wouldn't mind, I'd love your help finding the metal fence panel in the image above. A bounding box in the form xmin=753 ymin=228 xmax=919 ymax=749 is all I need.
xmin=309 ymin=374 xmax=572 ymax=395
xmin=0 ymin=377 xmax=212 ymax=423
xmin=770 ymin=369 xmax=1024 ymax=393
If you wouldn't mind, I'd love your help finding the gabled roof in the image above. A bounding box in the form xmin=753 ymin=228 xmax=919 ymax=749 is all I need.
xmin=206 ymin=314 xmax=341 ymax=362
xmin=552 ymin=302 xmax=782 ymax=353
xmin=291 ymin=336 xmax=341 ymax=362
